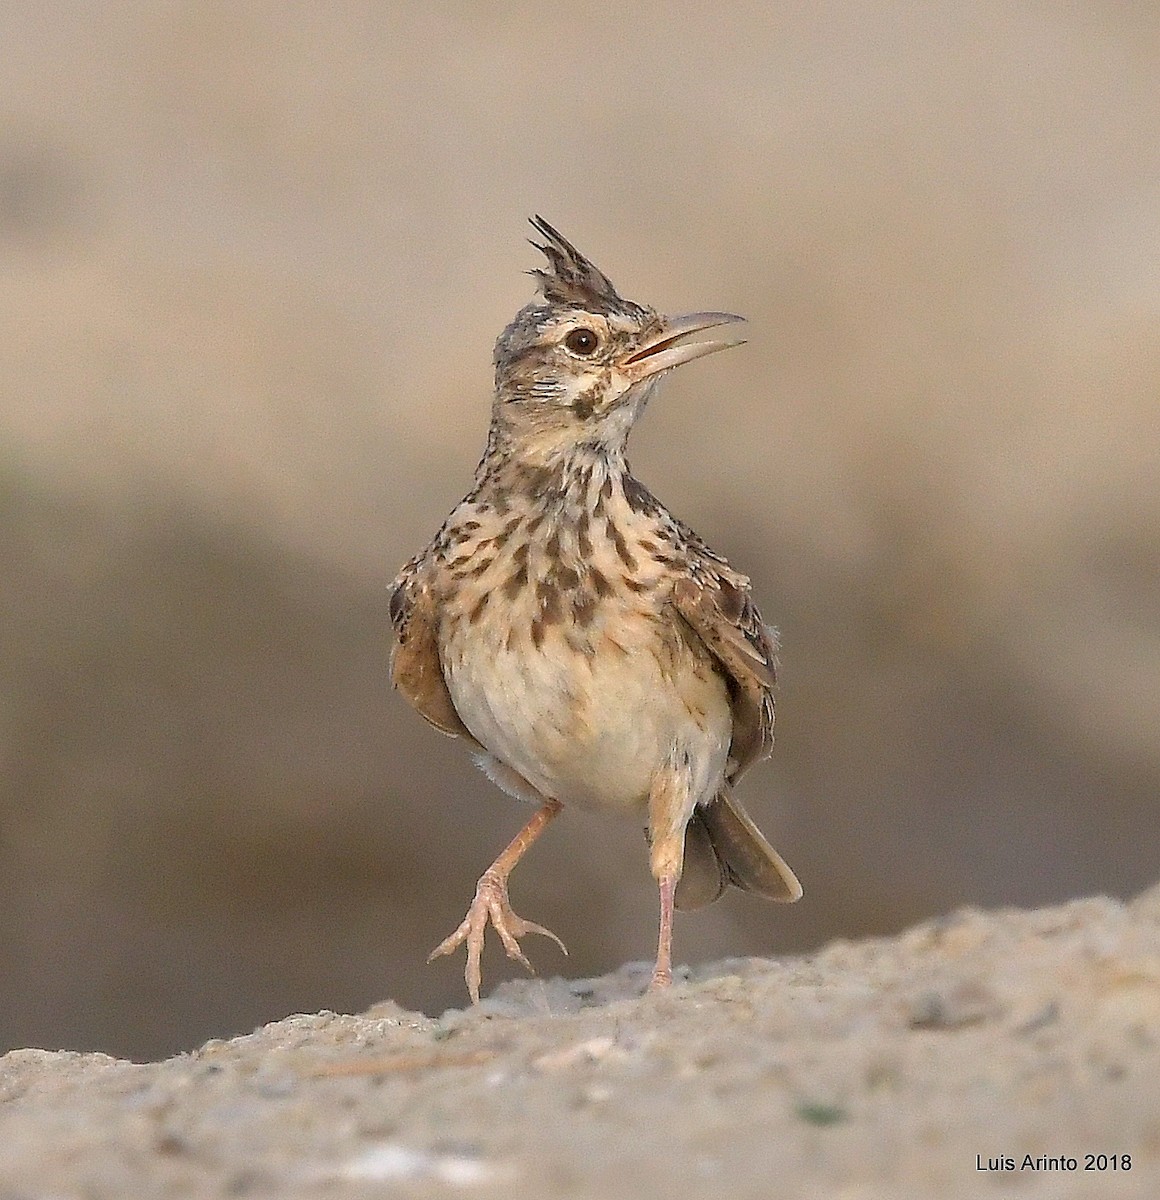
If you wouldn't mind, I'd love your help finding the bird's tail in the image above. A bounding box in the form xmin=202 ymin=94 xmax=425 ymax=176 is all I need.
xmin=675 ymin=786 xmax=802 ymax=911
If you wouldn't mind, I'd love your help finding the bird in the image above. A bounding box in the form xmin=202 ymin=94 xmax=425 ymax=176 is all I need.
xmin=389 ymin=216 xmax=801 ymax=1003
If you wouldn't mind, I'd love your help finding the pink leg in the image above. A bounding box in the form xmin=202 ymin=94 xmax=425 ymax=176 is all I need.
xmin=647 ymin=873 xmax=677 ymax=992
xmin=429 ymin=799 xmax=566 ymax=1003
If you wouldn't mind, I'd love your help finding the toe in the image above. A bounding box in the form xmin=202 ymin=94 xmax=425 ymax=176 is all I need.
xmin=518 ymin=919 xmax=568 ymax=957
xmin=427 ymin=918 xmax=470 ymax=963
xmin=428 ymin=874 xmax=566 ymax=1000
xmin=490 ymin=900 xmax=536 ymax=972
xmin=464 ymin=935 xmax=485 ymax=1003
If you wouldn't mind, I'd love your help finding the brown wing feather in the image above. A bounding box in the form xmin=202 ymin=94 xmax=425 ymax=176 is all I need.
xmin=671 ymin=567 xmax=801 ymax=904
xmin=671 ymin=571 xmax=777 ymax=782
xmin=389 ymin=559 xmax=478 ymax=745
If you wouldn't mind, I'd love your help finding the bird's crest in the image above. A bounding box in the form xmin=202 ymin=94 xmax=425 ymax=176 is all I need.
xmin=528 ymin=215 xmax=626 ymax=312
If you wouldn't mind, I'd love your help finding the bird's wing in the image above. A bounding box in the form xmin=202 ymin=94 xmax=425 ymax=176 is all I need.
xmin=670 ymin=568 xmax=777 ymax=782
xmin=671 ymin=568 xmax=801 ymax=905
xmin=389 ymin=557 xmax=478 ymax=744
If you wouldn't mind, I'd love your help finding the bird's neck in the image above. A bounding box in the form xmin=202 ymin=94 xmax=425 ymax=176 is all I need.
xmin=473 ymin=433 xmax=630 ymax=514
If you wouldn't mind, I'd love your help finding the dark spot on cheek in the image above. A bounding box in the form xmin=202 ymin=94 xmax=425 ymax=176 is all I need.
xmin=573 ymin=392 xmax=597 ymax=421
xmin=590 ymin=567 xmax=613 ymax=599
xmin=572 ymin=383 xmax=604 ymax=421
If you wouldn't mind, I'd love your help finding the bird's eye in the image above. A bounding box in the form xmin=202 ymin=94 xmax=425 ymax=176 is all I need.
xmin=564 ymin=327 xmax=599 ymax=356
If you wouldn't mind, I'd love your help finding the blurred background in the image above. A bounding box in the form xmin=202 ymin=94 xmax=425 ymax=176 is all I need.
xmin=1 ymin=2 xmax=1157 ymax=1061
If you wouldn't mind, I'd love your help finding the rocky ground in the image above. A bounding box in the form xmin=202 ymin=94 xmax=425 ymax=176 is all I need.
xmin=2 ymin=886 xmax=1157 ymax=1199
xmin=5 ymin=2 xmax=1160 ymax=1060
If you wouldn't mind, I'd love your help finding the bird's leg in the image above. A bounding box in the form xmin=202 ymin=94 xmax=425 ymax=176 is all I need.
xmin=650 ymin=872 xmax=677 ymax=991
xmin=428 ymin=798 xmax=565 ymax=1003
xmin=646 ymin=761 xmax=693 ymax=993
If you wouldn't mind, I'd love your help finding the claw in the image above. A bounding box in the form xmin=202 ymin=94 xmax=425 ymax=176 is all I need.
xmin=429 ymin=869 xmax=567 ymax=1003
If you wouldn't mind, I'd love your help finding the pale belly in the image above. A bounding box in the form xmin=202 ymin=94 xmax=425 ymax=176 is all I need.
xmin=441 ymin=611 xmax=732 ymax=816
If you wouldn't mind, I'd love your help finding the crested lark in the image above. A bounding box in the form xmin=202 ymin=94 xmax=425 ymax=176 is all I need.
xmin=390 ymin=217 xmax=801 ymax=1002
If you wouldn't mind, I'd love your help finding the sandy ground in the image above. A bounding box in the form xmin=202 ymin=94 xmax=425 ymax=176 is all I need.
xmin=3 ymin=2 xmax=1160 ymax=1058
xmin=3 ymin=885 xmax=1157 ymax=1200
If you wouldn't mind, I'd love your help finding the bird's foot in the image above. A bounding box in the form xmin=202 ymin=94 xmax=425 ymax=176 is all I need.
xmin=428 ymin=868 xmax=567 ymax=1003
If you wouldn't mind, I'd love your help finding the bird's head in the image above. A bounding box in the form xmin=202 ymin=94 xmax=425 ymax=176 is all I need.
xmin=489 ymin=217 xmax=744 ymax=458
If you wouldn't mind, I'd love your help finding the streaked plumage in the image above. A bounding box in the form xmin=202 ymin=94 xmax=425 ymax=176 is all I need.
xmin=390 ymin=217 xmax=800 ymax=1001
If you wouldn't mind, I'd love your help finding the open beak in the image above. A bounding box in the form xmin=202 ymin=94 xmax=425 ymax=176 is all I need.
xmin=620 ymin=311 xmax=746 ymax=381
